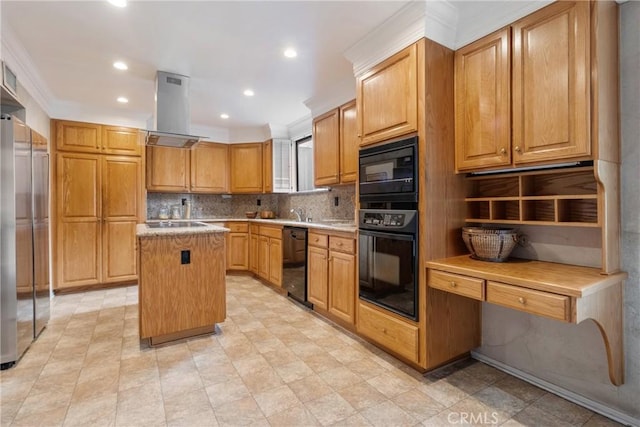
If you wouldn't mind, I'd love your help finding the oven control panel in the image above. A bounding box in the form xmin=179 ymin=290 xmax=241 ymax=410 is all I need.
xmin=362 ymin=212 xmax=405 ymax=227
xmin=359 ymin=209 xmax=417 ymax=233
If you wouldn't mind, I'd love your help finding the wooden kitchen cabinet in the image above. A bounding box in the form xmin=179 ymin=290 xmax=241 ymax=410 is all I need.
xmin=455 ymin=1 xmax=594 ymax=172
xmin=249 ymin=224 xmax=259 ymax=274
xmin=55 ymin=152 xmax=141 ymax=289
xmin=455 ymin=27 xmax=511 ymax=171
xmin=55 ymin=120 xmax=141 ymax=155
xmin=313 ymin=100 xmax=358 ymax=187
xmin=229 ymin=143 xmax=263 ymax=193
xmin=307 ymin=230 xmax=356 ymax=326
xmin=263 ymin=139 xmax=273 ymax=193
xmin=313 ymin=109 xmax=340 ymax=186
xmin=190 ymin=142 xmax=229 ymax=193
xmin=146 ymin=145 xmax=189 ymax=192
xmin=225 ymin=222 xmax=249 ymax=270
xmin=254 ymin=225 xmax=282 ymax=287
xmin=339 ymin=100 xmax=358 ymax=183
xmin=357 ymin=43 xmax=418 ymax=146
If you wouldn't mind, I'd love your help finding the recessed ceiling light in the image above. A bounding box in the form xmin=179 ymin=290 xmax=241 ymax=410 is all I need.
xmin=243 ymin=89 xmax=255 ymax=97
xmin=220 ymin=113 xmax=229 ymax=119
xmin=107 ymin=0 xmax=127 ymax=7
xmin=117 ymin=97 xmax=129 ymax=103
xmin=113 ymin=61 xmax=128 ymax=70
xmin=284 ymin=48 xmax=297 ymax=58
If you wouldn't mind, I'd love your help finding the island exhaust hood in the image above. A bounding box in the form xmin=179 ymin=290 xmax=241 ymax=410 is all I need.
xmin=146 ymin=71 xmax=200 ymax=148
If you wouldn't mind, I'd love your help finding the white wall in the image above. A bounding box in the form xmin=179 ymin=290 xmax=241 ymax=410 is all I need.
xmin=474 ymin=2 xmax=640 ymax=423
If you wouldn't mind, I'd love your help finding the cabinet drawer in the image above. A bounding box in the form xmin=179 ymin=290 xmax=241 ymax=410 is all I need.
xmin=250 ymin=224 xmax=260 ymax=235
xmin=260 ymin=226 xmax=282 ymax=239
xmin=226 ymin=222 xmax=248 ymax=233
xmin=329 ymin=235 xmax=355 ymax=254
xmin=308 ymin=232 xmax=328 ymax=248
xmin=357 ymin=302 xmax=419 ymax=363
xmin=428 ymin=270 xmax=484 ymax=300
xmin=486 ymin=281 xmax=570 ymax=322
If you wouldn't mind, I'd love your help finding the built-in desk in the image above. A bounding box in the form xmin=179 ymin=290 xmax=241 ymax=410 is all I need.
xmin=426 ymin=255 xmax=627 ymax=386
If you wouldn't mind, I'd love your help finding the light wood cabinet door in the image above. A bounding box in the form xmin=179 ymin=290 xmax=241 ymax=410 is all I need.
xmin=258 ymin=235 xmax=269 ymax=280
xmin=313 ymin=109 xmax=340 ymax=186
xmin=263 ymin=139 xmax=273 ymax=193
xmin=328 ymin=250 xmax=356 ymax=325
xmin=249 ymin=233 xmax=259 ymax=273
xmin=146 ymin=146 xmax=189 ymax=192
xmin=512 ymin=1 xmax=590 ymax=164
xmin=339 ymin=100 xmax=358 ymax=183
xmin=55 ymin=120 xmax=101 ymax=153
xmin=307 ymin=245 xmax=329 ymax=309
xmin=229 ymin=143 xmax=263 ymax=193
xmin=227 ymin=232 xmax=249 ymax=270
xmin=268 ymin=238 xmax=282 ymax=287
xmin=357 ymin=43 xmax=418 ymax=146
xmin=455 ymin=27 xmax=512 ymax=171
xmin=102 ymin=126 xmax=141 ymax=156
xmin=56 ymin=153 xmax=101 ymax=288
xmin=191 ymin=142 xmax=228 ymax=193
xmin=102 ymin=156 xmax=140 ymax=283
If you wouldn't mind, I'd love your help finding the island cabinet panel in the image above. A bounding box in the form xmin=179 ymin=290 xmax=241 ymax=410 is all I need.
xmin=357 ymin=43 xmax=418 ymax=146
xmin=229 ymin=143 xmax=263 ymax=193
xmin=138 ymin=233 xmax=226 ymax=340
xmin=146 ymin=146 xmax=189 ymax=192
xmin=191 ymin=142 xmax=229 ymax=193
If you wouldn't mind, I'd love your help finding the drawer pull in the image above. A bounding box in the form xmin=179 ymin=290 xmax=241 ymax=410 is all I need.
xmin=337 ymin=242 xmax=343 ymax=246
xmin=450 ymin=281 xmax=457 ymax=288
xmin=382 ymin=328 xmax=387 ymax=334
xmin=518 ymin=297 xmax=526 ymax=304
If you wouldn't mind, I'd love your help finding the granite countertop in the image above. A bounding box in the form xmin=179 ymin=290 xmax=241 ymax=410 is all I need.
xmin=136 ymin=221 xmax=230 ymax=237
xmin=146 ymin=217 xmax=357 ymax=233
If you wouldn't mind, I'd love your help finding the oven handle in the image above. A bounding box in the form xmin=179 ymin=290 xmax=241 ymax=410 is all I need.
xmin=358 ymin=228 xmax=415 ymax=242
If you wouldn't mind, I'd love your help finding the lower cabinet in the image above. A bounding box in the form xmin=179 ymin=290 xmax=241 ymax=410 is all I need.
xmin=226 ymin=222 xmax=249 ymax=270
xmin=307 ymin=230 xmax=356 ymax=326
xmin=253 ymin=225 xmax=282 ymax=287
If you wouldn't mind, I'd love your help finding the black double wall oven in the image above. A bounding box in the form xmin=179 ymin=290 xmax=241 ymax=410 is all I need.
xmin=358 ymin=136 xmax=419 ymax=321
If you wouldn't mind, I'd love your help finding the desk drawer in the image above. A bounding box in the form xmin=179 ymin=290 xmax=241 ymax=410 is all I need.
xmin=429 ymin=270 xmax=484 ymax=300
xmin=486 ymin=281 xmax=570 ymax=322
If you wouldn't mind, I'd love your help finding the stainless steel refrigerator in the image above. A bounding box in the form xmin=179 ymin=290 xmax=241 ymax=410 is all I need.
xmin=1 ymin=114 xmax=50 ymax=369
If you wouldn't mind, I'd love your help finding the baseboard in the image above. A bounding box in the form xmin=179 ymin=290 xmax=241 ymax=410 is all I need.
xmin=471 ymin=352 xmax=639 ymax=427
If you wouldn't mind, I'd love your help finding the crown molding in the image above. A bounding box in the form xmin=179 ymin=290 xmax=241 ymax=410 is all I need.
xmin=303 ymin=75 xmax=356 ymax=118
xmin=1 ymin=23 xmax=54 ymax=115
xmin=344 ymin=0 xmax=458 ymax=77
xmin=287 ymin=114 xmax=312 ymax=142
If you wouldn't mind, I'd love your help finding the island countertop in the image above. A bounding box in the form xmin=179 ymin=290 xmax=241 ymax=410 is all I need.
xmin=136 ymin=222 xmax=229 ymax=237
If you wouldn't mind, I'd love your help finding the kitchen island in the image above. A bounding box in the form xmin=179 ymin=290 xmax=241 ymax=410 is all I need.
xmin=136 ymin=222 xmax=229 ymax=345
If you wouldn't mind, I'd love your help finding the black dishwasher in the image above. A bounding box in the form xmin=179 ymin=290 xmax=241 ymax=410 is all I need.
xmin=282 ymin=227 xmax=310 ymax=306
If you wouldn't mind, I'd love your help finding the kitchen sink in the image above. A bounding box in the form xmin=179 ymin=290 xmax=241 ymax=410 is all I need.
xmin=146 ymin=221 xmax=208 ymax=228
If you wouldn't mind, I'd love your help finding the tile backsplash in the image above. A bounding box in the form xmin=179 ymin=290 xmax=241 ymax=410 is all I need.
xmin=146 ymin=185 xmax=356 ymax=221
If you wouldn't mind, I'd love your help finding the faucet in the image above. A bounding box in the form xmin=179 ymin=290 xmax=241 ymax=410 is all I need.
xmin=290 ymin=207 xmax=305 ymax=222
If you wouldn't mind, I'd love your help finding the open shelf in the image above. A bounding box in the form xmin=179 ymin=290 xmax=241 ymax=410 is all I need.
xmin=465 ymin=166 xmax=600 ymax=227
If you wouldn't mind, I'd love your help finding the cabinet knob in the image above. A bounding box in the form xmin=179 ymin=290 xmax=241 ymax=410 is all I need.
xmin=450 ymin=281 xmax=457 ymax=288
xmin=518 ymin=297 xmax=525 ymax=304
xmin=382 ymin=328 xmax=387 ymax=334
xmin=500 ymin=148 xmax=506 ymax=155
xmin=514 ymin=146 xmax=521 ymax=153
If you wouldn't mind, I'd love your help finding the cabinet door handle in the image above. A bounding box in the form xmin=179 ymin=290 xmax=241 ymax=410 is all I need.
xmin=518 ymin=297 xmax=526 ymax=304
xmin=514 ymin=146 xmax=521 ymax=153
xmin=500 ymin=148 xmax=506 ymax=155
xmin=450 ymin=281 xmax=457 ymax=288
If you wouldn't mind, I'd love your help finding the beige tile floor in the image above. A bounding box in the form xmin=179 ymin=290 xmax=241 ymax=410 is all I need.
xmin=0 ymin=275 xmax=622 ymax=427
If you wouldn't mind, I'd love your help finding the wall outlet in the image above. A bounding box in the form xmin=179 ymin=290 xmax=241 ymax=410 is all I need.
xmin=257 ymin=199 xmax=261 ymax=206
xmin=334 ymin=196 xmax=339 ymax=206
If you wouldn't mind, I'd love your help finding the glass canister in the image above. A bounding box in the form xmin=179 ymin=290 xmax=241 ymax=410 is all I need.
xmin=158 ymin=205 xmax=169 ymax=220
xmin=171 ymin=204 xmax=182 ymax=219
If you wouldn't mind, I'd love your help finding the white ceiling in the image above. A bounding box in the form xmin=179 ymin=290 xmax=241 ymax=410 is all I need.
xmin=2 ymin=0 xmax=564 ymax=140
xmin=1 ymin=0 xmax=410 ymax=137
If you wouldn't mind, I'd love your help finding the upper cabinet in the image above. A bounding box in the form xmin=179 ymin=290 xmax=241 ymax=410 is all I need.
xmin=313 ymin=100 xmax=358 ymax=187
xmin=229 ymin=143 xmax=263 ymax=193
xmin=263 ymin=139 xmax=273 ymax=193
xmin=55 ymin=120 xmax=142 ymax=156
xmin=455 ymin=1 xmax=595 ymax=172
xmin=146 ymin=145 xmax=190 ymax=192
xmin=357 ymin=44 xmax=418 ymax=147
xmin=190 ymin=142 xmax=228 ymax=193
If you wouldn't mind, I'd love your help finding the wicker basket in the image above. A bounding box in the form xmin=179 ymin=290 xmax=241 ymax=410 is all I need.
xmin=462 ymin=227 xmax=518 ymax=262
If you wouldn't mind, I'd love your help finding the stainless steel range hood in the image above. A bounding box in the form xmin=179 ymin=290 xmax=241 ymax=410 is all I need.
xmin=146 ymin=71 xmax=200 ymax=148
